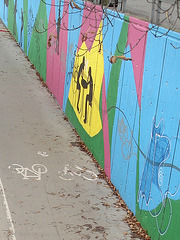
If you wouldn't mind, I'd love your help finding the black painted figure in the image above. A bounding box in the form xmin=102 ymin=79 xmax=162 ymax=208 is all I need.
xmin=76 ymin=57 xmax=93 ymax=124
xmin=77 ymin=56 xmax=85 ymax=112
xmin=84 ymin=67 xmax=93 ymax=124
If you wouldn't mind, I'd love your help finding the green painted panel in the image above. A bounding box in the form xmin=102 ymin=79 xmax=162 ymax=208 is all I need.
xmin=23 ymin=0 xmax=28 ymax=55
xmin=28 ymin=1 xmax=48 ymax=81
xmin=107 ymin=17 xmax=129 ymax=150
xmin=136 ymin=199 xmax=180 ymax=239
xmin=66 ymin=99 xmax=104 ymax=168
xmin=8 ymin=0 xmax=18 ymax=41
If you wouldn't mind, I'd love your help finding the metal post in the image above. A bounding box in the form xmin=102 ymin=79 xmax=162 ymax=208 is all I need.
xmin=156 ymin=0 xmax=162 ymax=25
xmin=177 ymin=0 xmax=180 ymax=18
xmin=117 ymin=0 xmax=122 ymax=11
xmin=122 ymin=0 xmax=126 ymax=12
xmin=151 ymin=0 xmax=156 ymax=23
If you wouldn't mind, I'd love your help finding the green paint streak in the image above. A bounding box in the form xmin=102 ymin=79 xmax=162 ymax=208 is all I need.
xmin=65 ymin=99 xmax=104 ymax=168
xmin=23 ymin=0 xmax=28 ymax=55
xmin=8 ymin=0 xmax=18 ymax=41
xmin=28 ymin=1 xmax=48 ymax=81
xmin=107 ymin=17 xmax=129 ymax=150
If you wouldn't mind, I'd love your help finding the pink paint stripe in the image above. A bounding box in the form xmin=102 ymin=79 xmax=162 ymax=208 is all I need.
xmin=46 ymin=0 xmax=56 ymax=93
xmin=46 ymin=0 xmax=68 ymax=108
xmin=127 ymin=17 xmax=149 ymax=108
xmin=57 ymin=2 xmax=69 ymax=107
xmin=77 ymin=3 xmax=102 ymax=51
xmin=102 ymin=74 xmax=111 ymax=179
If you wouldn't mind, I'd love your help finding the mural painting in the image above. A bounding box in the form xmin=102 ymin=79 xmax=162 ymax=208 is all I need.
xmin=66 ymin=3 xmax=105 ymax=168
xmin=0 ymin=0 xmax=180 ymax=239
xmin=46 ymin=0 xmax=69 ymax=107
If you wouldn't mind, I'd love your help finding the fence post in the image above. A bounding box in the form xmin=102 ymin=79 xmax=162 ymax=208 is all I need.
xmin=151 ymin=0 xmax=156 ymax=23
xmin=117 ymin=0 xmax=122 ymax=11
xmin=177 ymin=0 xmax=180 ymax=18
xmin=156 ymin=0 xmax=162 ymax=25
xmin=122 ymin=0 xmax=126 ymax=12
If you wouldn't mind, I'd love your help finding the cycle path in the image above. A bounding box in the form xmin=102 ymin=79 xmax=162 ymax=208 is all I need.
xmin=0 ymin=20 xmax=139 ymax=240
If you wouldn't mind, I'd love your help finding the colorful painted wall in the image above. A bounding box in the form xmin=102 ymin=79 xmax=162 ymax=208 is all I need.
xmin=1 ymin=0 xmax=180 ymax=239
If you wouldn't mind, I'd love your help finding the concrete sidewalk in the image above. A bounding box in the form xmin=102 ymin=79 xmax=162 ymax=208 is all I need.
xmin=0 ymin=21 xmax=141 ymax=240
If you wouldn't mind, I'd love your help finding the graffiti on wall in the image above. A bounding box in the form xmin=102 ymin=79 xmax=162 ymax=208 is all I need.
xmin=72 ymin=56 xmax=93 ymax=124
xmin=138 ymin=118 xmax=180 ymax=236
xmin=1 ymin=1 xmax=180 ymax=239
xmin=118 ymin=117 xmax=136 ymax=160
xmin=68 ymin=5 xmax=103 ymax=137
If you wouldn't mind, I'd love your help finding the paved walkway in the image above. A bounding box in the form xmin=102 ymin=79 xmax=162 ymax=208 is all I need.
xmin=0 ymin=21 xmax=141 ymax=240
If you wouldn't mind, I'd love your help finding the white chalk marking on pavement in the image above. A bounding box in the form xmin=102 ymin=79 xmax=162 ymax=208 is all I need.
xmin=58 ymin=164 xmax=98 ymax=181
xmin=37 ymin=151 xmax=49 ymax=157
xmin=8 ymin=164 xmax=48 ymax=180
xmin=0 ymin=178 xmax=16 ymax=240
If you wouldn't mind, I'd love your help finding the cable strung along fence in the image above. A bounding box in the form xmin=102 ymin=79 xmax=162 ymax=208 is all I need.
xmin=0 ymin=0 xmax=180 ymax=239
xmin=92 ymin=0 xmax=180 ymax=31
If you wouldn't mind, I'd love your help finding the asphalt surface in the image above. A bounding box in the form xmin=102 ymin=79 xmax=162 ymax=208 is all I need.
xmin=0 ymin=20 xmax=140 ymax=240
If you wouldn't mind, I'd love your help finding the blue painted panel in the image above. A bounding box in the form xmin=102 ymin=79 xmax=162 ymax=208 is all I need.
xmin=55 ymin=0 xmax=64 ymax=24
xmin=15 ymin=0 xmax=24 ymax=49
xmin=111 ymin=45 xmax=139 ymax=214
xmin=0 ymin=1 xmax=8 ymax=26
xmin=45 ymin=0 xmax=51 ymax=21
xmin=138 ymin=29 xmax=168 ymax=211
xmin=27 ymin=0 xmax=40 ymax=55
xmin=155 ymin=36 xmax=180 ymax=201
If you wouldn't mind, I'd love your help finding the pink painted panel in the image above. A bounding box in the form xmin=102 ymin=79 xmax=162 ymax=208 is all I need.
xmin=57 ymin=2 xmax=69 ymax=107
xmin=46 ymin=0 xmax=68 ymax=108
xmin=46 ymin=0 xmax=58 ymax=99
xmin=102 ymin=74 xmax=111 ymax=179
xmin=77 ymin=2 xmax=102 ymax=51
xmin=127 ymin=17 xmax=149 ymax=108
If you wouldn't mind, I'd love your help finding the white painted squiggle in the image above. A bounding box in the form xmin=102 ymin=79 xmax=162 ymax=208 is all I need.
xmin=58 ymin=164 xmax=98 ymax=181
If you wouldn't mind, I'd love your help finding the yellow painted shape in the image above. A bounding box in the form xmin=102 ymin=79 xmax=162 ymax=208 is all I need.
xmin=68 ymin=21 xmax=104 ymax=137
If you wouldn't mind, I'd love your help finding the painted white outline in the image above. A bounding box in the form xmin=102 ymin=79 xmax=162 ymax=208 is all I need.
xmin=74 ymin=165 xmax=98 ymax=181
xmin=58 ymin=164 xmax=98 ymax=181
xmin=9 ymin=164 xmax=47 ymax=181
xmin=58 ymin=164 xmax=74 ymax=181
xmin=138 ymin=117 xmax=170 ymax=207
xmin=138 ymin=117 xmax=180 ymax=236
xmin=118 ymin=117 xmax=136 ymax=160
xmin=37 ymin=151 xmax=49 ymax=157
xmin=0 ymin=178 xmax=16 ymax=240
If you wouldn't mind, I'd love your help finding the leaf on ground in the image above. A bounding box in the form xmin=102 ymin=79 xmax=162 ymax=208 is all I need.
xmin=92 ymin=226 xmax=106 ymax=233
xmin=83 ymin=224 xmax=92 ymax=230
